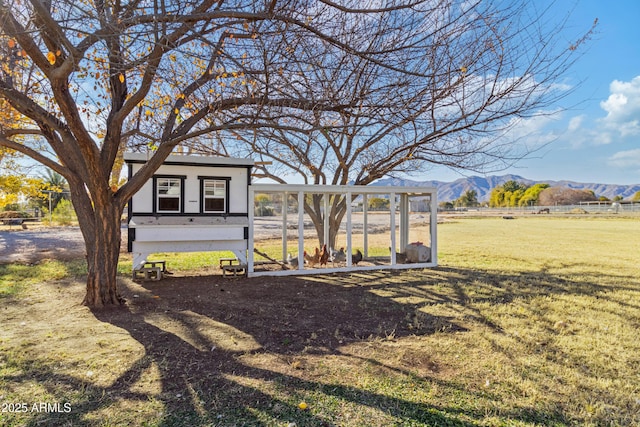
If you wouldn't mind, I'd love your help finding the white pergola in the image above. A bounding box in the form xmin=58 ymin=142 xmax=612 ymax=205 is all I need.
xmin=247 ymin=184 xmax=438 ymax=277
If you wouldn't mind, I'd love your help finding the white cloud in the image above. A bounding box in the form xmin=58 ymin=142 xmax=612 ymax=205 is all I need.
xmin=592 ymin=131 xmax=613 ymax=145
xmin=598 ymin=76 xmax=640 ymax=137
xmin=617 ymin=120 xmax=640 ymax=137
xmin=600 ymin=93 xmax=628 ymax=117
xmin=567 ymin=115 xmax=584 ymax=132
xmin=500 ymin=110 xmax=563 ymax=150
xmin=607 ymin=148 xmax=640 ymax=168
xmin=561 ymin=76 xmax=640 ymax=148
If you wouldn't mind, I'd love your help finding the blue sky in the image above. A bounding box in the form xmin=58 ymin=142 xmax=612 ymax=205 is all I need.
xmin=428 ymin=0 xmax=640 ymax=185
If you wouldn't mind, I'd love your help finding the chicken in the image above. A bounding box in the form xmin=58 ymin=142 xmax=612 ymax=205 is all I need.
xmin=319 ymin=244 xmax=329 ymax=267
xmin=329 ymin=247 xmax=346 ymax=266
xmin=389 ymin=247 xmax=407 ymax=264
xmin=287 ymin=253 xmax=299 ymax=268
xmin=304 ymin=247 xmax=321 ymax=267
xmin=352 ymin=249 xmax=363 ymax=266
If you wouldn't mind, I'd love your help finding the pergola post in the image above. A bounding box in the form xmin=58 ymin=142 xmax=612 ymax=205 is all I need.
xmin=346 ymin=191 xmax=353 ymax=266
xmin=323 ymin=193 xmax=330 ymax=246
xmin=282 ymin=191 xmax=288 ymax=263
xmin=390 ymin=192 xmax=396 ymax=265
xmin=400 ymin=193 xmax=409 ymax=251
xmin=248 ymin=186 xmax=255 ymax=273
xmin=363 ymin=194 xmax=369 ymax=257
xmin=430 ymin=194 xmax=438 ymax=265
xmin=297 ymin=191 xmax=305 ymax=270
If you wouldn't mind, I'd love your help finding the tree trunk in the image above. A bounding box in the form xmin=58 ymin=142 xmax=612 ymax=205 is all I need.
xmin=74 ymin=192 xmax=126 ymax=308
xmin=327 ymin=199 xmax=347 ymax=250
xmin=83 ymin=216 xmax=125 ymax=307
xmin=306 ymin=194 xmax=348 ymax=250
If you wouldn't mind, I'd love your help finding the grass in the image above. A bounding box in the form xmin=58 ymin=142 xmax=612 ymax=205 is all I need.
xmin=0 ymin=259 xmax=86 ymax=298
xmin=115 ymin=251 xmax=224 ymax=276
xmin=1 ymin=216 xmax=639 ymax=426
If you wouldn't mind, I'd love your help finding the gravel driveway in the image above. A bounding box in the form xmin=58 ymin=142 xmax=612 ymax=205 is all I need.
xmin=0 ymin=226 xmax=90 ymax=264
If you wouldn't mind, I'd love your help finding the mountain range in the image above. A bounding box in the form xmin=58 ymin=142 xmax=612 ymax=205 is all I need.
xmin=373 ymin=175 xmax=640 ymax=202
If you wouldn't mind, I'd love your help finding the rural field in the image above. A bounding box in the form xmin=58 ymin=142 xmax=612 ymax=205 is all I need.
xmin=1 ymin=215 xmax=639 ymax=426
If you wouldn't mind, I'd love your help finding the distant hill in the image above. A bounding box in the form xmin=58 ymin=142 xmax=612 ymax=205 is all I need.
xmin=372 ymin=175 xmax=640 ymax=202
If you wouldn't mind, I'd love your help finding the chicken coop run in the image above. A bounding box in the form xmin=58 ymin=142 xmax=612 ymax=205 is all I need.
xmin=125 ymin=153 xmax=437 ymax=278
xmin=248 ymin=184 xmax=438 ymax=277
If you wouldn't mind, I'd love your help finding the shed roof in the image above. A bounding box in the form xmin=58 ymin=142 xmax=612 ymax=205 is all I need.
xmin=124 ymin=152 xmax=254 ymax=167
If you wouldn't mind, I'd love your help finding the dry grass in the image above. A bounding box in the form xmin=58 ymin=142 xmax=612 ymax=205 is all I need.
xmin=1 ymin=216 xmax=639 ymax=426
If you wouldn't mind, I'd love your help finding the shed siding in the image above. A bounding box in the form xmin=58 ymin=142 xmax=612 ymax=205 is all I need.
xmin=129 ymin=162 xmax=249 ymax=215
xmin=135 ymin=226 xmax=245 ymax=242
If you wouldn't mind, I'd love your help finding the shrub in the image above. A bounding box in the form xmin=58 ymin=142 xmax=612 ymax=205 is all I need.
xmin=51 ymin=199 xmax=77 ymax=225
xmin=0 ymin=210 xmax=31 ymax=219
xmin=255 ymin=206 xmax=274 ymax=216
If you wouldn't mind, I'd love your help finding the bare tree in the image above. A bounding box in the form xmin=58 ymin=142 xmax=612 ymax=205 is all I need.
xmin=0 ymin=0 xmax=593 ymax=306
xmin=538 ymin=187 xmax=597 ymax=206
xmin=199 ymin=1 xmax=596 ymax=247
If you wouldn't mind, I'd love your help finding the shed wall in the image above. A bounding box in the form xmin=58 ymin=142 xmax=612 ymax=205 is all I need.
xmin=129 ymin=163 xmax=249 ymax=215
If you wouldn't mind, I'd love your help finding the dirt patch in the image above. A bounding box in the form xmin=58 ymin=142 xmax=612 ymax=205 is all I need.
xmin=118 ymin=271 xmax=461 ymax=352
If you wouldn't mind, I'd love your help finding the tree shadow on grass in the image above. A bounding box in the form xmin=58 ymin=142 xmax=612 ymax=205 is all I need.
xmin=6 ymin=262 xmax=634 ymax=426
xmin=2 ymin=273 xmax=479 ymax=426
xmin=96 ymin=273 xmax=480 ymax=426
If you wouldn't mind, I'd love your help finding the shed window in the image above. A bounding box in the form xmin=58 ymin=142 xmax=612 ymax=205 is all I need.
xmin=156 ymin=178 xmax=182 ymax=212
xmin=203 ymin=179 xmax=226 ymax=213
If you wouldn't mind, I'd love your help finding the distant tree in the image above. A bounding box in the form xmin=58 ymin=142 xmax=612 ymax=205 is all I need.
xmin=455 ymin=190 xmax=479 ymax=208
xmin=518 ymin=183 xmax=550 ymax=207
xmin=255 ymin=194 xmax=275 ymax=216
xmin=0 ymin=96 xmax=29 ymax=170
xmin=42 ymin=169 xmax=68 ymax=211
xmin=630 ymin=191 xmax=640 ymax=202
xmin=598 ymin=196 xmax=610 ymax=202
xmin=50 ymin=198 xmax=77 ymax=226
xmin=502 ymin=180 xmax=526 ymax=193
xmin=509 ymin=189 xmax=525 ymax=207
xmin=538 ymin=187 xmax=597 ymax=206
xmin=489 ymin=180 xmax=530 ymax=207
xmin=368 ymin=197 xmax=390 ymax=211
xmin=0 ymin=174 xmax=52 ymax=210
xmin=613 ymin=195 xmax=623 ymax=202
xmin=489 ymin=187 xmax=504 ymax=207
xmin=439 ymin=201 xmax=454 ymax=210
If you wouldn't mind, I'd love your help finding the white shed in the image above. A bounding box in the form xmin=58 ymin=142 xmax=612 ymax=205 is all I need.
xmin=125 ymin=153 xmax=254 ymax=270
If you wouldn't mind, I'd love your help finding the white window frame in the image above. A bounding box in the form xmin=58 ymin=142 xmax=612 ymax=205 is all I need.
xmin=202 ymin=179 xmax=227 ymax=213
xmin=156 ymin=177 xmax=182 ymax=213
